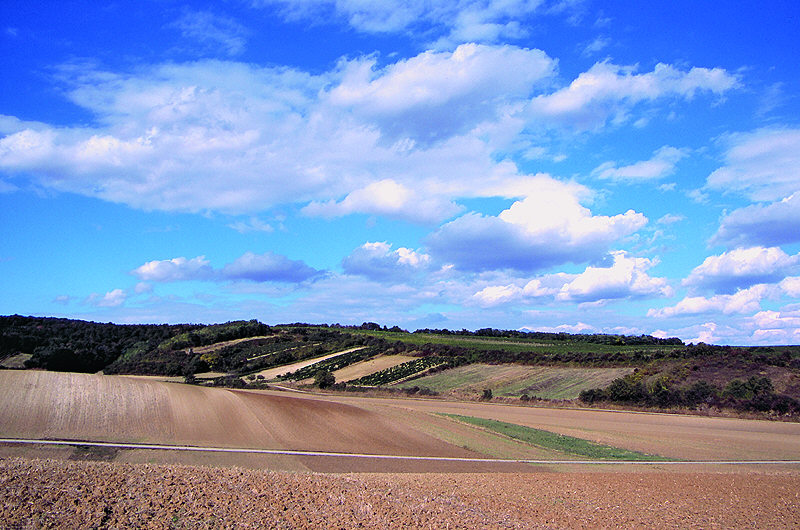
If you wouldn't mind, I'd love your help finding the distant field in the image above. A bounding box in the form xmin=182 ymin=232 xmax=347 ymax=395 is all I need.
xmin=334 ymin=328 xmax=679 ymax=355
xmin=392 ymin=364 xmax=632 ymax=399
xmin=180 ymin=335 xmax=275 ymax=356
xmin=331 ymin=355 xmax=416 ymax=383
xmin=254 ymin=348 xmax=360 ymax=380
xmin=0 ymin=353 xmax=31 ymax=369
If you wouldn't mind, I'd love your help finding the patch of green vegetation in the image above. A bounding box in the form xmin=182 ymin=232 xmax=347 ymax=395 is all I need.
xmin=440 ymin=414 xmax=674 ymax=461
xmin=349 ymin=356 xmax=446 ymax=386
xmin=341 ymin=328 xmax=678 ymax=356
xmin=393 ymin=364 xmax=633 ymax=399
xmin=282 ymin=347 xmax=377 ymax=380
xmin=157 ymin=320 xmax=271 ymax=352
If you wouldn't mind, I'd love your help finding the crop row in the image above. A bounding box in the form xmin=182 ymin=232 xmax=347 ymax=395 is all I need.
xmin=283 ymin=347 xmax=377 ymax=380
xmin=349 ymin=356 xmax=445 ymax=386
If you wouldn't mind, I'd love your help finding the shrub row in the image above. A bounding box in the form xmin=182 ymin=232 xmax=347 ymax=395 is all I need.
xmin=579 ymin=374 xmax=800 ymax=415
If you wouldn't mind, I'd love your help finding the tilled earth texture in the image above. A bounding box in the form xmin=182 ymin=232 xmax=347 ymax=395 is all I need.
xmin=2 ymin=458 xmax=799 ymax=529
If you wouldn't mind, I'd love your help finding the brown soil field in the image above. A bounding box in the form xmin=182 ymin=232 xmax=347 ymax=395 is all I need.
xmin=331 ymin=354 xmax=416 ymax=382
xmin=0 ymin=371 xmax=488 ymax=472
xmin=254 ymin=347 xmax=365 ymax=380
xmin=276 ymin=390 xmax=800 ymax=462
xmin=2 ymin=458 xmax=799 ymax=528
xmin=4 ymin=371 xmax=800 ymax=468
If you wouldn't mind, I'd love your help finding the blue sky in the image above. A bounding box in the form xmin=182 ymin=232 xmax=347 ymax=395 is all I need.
xmin=2 ymin=1 xmax=800 ymax=344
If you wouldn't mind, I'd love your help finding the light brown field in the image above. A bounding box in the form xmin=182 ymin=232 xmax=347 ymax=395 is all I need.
xmin=253 ymin=346 xmax=365 ymax=379
xmin=3 ymin=370 xmax=800 ymax=467
xmin=2 ymin=370 xmax=800 ymax=527
xmin=303 ymin=391 xmax=800 ymax=463
xmin=331 ymin=354 xmax=416 ymax=382
xmin=0 ymin=370 xmax=495 ymax=472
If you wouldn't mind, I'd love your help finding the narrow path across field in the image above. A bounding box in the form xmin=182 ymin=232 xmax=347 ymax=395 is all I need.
xmin=3 ymin=439 xmax=800 ymax=466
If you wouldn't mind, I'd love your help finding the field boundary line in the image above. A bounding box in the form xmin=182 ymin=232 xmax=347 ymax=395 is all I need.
xmin=2 ymin=438 xmax=799 ymax=466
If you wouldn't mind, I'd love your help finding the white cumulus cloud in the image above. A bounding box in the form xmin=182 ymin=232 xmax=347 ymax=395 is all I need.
xmin=342 ymin=241 xmax=432 ymax=282
xmin=591 ymin=145 xmax=688 ymax=181
xmin=682 ymin=246 xmax=800 ymax=294
xmin=132 ymin=256 xmax=213 ymax=282
xmin=712 ymin=192 xmax=800 ymax=247
xmin=647 ymin=284 xmax=773 ymax=318
xmin=556 ymin=251 xmax=672 ymax=302
xmin=706 ymin=127 xmax=800 ymax=202
xmin=528 ymin=61 xmax=738 ymax=130
xmin=87 ymin=288 xmax=127 ymax=308
xmin=428 ymin=176 xmax=647 ymax=272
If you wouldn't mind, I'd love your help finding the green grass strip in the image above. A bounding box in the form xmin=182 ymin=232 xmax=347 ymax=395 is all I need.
xmin=440 ymin=414 xmax=674 ymax=461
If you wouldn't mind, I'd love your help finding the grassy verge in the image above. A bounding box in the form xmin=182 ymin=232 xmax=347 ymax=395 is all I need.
xmin=440 ymin=414 xmax=674 ymax=461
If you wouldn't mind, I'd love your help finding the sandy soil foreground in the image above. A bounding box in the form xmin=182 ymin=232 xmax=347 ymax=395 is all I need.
xmin=2 ymin=457 xmax=799 ymax=529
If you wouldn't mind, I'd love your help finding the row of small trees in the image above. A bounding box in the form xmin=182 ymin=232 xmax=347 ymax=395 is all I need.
xmin=580 ymin=374 xmax=799 ymax=415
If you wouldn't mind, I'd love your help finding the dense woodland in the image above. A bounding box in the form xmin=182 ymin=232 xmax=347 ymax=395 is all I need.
xmin=2 ymin=315 xmax=799 ymax=416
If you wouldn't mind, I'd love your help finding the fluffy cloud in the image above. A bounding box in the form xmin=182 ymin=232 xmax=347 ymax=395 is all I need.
xmin=591 ymin=146 xmax=688 ymax=181
xmin=258 ymin=0 xmax=567 ymax=46
xmin=706 ymin=127 xmax=800 ymax=202
xmin=528 ymin=62 xmax=737 ymax=130
xmin=0 ymin=48 xmax=553 ymax=223
xmin=428 ymin=176 xmax=647 ymax=272
xmin=222 ymin=252 xmax=322 ymax=282
xmin=472 ymin=251 xmax=670 ymax=307
xmin=342 ymin=242 xmax=431 ymax=281
xmin=302 ymin=179 xmax=461 ymax=224
xmin=329 ymin=43 xmax=555 ymax=143
xmin=86 ymin=289 xmax=127 ymax=308
xmin=647 ymin=284 xmax=772 ymax=318
xmin=0 ymin=50 xmax=738 ymax=227
xmin=749 ymin=310 xmax=800 ymax=343
xmin=780 ymin=277 xmax=800 ymax=298
xmin=682 ymin=247 xmax=800 ymax=294
xmin=532 ymin=322 xmax=598 ymax=334
xmin=712 ymin=193 xmax=800 ymax=247
xmin=132 ymin=256 xmax=214 ymax=282
xmin=132 ymin=253 xmax=321 ymax=283
xmin=555 ymin=251 xmax=671 ymax=302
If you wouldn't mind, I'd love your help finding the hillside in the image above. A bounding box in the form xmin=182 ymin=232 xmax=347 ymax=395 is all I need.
xmin=2 ymin=316 xmax=800 ymax=417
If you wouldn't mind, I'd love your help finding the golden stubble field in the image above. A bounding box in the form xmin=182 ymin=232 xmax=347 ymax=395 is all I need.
xmin=2 ymin=370 xmax=799 ymax=527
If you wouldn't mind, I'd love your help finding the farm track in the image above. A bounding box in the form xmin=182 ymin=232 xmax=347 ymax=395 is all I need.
xmin=3 ymin=438 xmax=800 ymax=466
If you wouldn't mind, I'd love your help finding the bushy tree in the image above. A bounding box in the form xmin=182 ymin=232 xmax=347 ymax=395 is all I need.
xmin=314 ymin=369 xmax=335 ymax=389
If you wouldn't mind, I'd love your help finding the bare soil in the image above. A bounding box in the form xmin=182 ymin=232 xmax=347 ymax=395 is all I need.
xmin=0 ymin=371 xmax=482 ymax=471
xmin=2 ymin=457 xmax=798 ymax=528
xmin=308 ymin=391 xmax=800 ymax=462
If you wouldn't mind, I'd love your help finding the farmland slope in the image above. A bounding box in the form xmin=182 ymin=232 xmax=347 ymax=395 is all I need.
xmin=0 ymin=371 xmax=482 ymax=471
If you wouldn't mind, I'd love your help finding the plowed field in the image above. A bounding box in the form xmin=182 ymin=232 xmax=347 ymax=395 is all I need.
xmin=0 ymin=371 xmax=481 ymax=471
xmin=2 ymin=370 xmax=799 ymax=527
xmin=2 ymin=458 xmax=799 ymax=528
